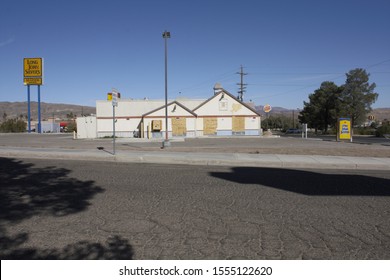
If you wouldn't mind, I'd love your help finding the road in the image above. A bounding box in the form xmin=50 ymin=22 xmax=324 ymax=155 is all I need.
xmin=1 ymin=157 xmax=389 ymax=260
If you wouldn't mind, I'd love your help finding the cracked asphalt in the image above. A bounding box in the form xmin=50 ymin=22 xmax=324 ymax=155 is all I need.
xmin=1 ymin=158 xmax=389 ymax=259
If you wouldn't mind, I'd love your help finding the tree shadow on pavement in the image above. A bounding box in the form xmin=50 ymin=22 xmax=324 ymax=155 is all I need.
xmin=0 ymin=157 xmax=134 ymax=259
xmin=0 ymin=234 xmax=133 ymax=260
xmin=210 ymin=167 xmax=390 ymax=196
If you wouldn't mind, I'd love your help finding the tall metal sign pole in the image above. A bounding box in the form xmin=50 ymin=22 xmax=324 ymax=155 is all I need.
xmin=38 ymin=84 xmax=41 ymax=133
xmin=24 ymin=58 xmax=43 ymax=133
xmin=162 ymin=30 xmax=171 ymax=148
xmin=111 ymin=89 xmax=119 ymax=155
xmin=27 ymin=85 xmax=31 ymax=132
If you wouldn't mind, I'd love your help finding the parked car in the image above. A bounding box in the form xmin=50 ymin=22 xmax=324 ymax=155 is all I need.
xmin=285 ymin=128 xmax=301 ymax=134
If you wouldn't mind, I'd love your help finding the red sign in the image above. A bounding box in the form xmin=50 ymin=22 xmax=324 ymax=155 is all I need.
xmin=263 ymin=104 xmax=272 ymax=113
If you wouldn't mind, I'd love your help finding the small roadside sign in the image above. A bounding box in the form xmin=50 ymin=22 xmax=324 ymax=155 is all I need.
xmin=111 ymin=88 xmax=120 ymax=155
xmin=338 ymin=118 xmax=352 ymax=141
xmin=112 ymin=91 xmax=118 ymax=107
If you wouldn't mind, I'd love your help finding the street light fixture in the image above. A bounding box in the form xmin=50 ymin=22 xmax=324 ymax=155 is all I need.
xmin=162 ymin=30 xmax=171 ymax=148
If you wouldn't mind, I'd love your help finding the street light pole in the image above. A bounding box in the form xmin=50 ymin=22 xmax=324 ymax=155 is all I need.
xmin=162 ymin=30 xmax=171 ymax=148
xmin=292 ymin=109 xmax=295 ymax=128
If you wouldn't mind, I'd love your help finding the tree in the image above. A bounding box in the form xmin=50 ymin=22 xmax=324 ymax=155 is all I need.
xmin=299 ymin=68 xmax=379 ymax=133
xmin=262 ymin=114 xmax=293 ymax=131
xmin=0 ymin=118 xmax=27 ymax=132
xmin=299 ymin=81 xmax=342 ymax=133
xmin=66 ymin=112 xmax=76 ymax=120
xmin=339 ymin=68 xmax=378 ymax=126
xmin=66 ymin=121 xmax=77 ymax=132
xmin=376 ymin=123 xmax=390 ymax=137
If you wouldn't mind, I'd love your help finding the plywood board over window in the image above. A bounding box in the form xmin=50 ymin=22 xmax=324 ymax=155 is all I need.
xmin=172 ymin=117 xmax=186 ymax=136
xmin=232 ymin=116 xmax=245 ymax=133
xmin=203 ymin=117 xmax=217 ymax=135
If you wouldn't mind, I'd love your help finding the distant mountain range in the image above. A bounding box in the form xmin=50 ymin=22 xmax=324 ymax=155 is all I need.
xmin=0 ymin=101 xmax=95 ymax=121
xmin=0 ymin=101 xmax=389 ymax=122
xmin=255 ymin=105 xmax=296 ymax=114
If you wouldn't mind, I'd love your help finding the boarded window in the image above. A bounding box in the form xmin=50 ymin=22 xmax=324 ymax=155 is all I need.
xmin=172 ymin=117 xmax=186 ymax=136
xmin=232 ymin=116 xmax=245 ymax=134
xmin=151 ymin=120 xmax=162 ymax=131
xmin=203 ymin=117 xmax=217 ymax=135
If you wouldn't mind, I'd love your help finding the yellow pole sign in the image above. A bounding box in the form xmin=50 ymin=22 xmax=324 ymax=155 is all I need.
xmin=23 ymin=58 xmax=43 ymax=85
xmin=338 ymin=118 xmax=351 ymax=140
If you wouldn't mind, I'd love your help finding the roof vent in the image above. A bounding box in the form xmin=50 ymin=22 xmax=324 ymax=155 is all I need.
xmin=213 ymin=83 xmax=223 ymax=95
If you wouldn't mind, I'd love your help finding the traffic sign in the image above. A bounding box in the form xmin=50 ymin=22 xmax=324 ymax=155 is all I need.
xmin=111 ymin=90 xmax=119 ymax=107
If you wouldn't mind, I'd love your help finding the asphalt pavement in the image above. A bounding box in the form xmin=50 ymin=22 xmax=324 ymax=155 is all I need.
xmin=2 ymin=158 xmax=390 ymax=259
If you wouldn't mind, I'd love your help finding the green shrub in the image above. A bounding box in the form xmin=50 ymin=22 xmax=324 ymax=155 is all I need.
xmin=0 ymin=119 xmax=27 ymax=132
xmin=66 ymin=121 xmax=77 ymax=132
xmin=376 ymin=124 xmax=390 ymax=137
xmin=354 ymin=127 xmax=375 ymax=136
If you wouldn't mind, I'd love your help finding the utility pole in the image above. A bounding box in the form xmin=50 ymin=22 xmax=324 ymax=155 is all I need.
xmin=236 ymin=65 xmax=247 ymax=102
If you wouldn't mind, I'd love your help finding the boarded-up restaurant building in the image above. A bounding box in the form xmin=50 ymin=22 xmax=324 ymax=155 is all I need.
xmin=77 ymin=86 xmax=262 ymax=139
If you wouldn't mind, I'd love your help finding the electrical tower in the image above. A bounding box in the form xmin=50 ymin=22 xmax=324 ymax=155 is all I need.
xmin=236 ymin=65 xmax=248 ymax=101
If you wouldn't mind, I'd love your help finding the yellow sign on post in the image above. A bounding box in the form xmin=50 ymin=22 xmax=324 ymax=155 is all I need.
xmin=23 ymin=58 xmax=43 ymax=85
xmin=339 ymin=118 xmax=351 ymax=140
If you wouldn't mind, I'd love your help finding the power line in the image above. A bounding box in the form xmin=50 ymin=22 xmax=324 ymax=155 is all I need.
xmin=236 ymin=65 xmax=247 ymax=101
xmin=173 ymin=68 xmax=237 ymax=93
xmin=365 ymin=58 xmax=390 ymax=69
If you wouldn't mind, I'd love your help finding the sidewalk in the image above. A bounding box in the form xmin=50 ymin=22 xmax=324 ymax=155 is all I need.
xmin=1 ymin=145 xmax=390 ymax=170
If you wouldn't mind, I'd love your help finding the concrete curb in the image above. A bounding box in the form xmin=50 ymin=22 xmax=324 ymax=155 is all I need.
xmin=1 ymin=147 xmax=390 ymax=170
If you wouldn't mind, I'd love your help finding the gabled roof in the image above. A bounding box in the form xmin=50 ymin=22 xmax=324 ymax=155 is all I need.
xmin=142 ymin=100 xmax=197 ymax=117
xmin=193 ymin=88 xmax=260 ymax=116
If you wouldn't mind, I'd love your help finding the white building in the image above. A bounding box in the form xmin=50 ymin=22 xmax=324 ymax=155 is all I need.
xmin=77 ymin=87 xmax=262 ymax=139
xmin=76 ymin=115 xmax=97 ymax=139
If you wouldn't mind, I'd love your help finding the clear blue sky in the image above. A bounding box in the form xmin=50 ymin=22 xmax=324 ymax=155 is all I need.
xmin=1 ymin=0 xmax=389 ymax=109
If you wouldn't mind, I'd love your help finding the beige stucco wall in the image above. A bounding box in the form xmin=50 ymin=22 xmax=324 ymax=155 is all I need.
xmin=142 ymin=103 xmax=196 ymax=138
xmin=194 ymin=93 xmax=261 ymax=135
